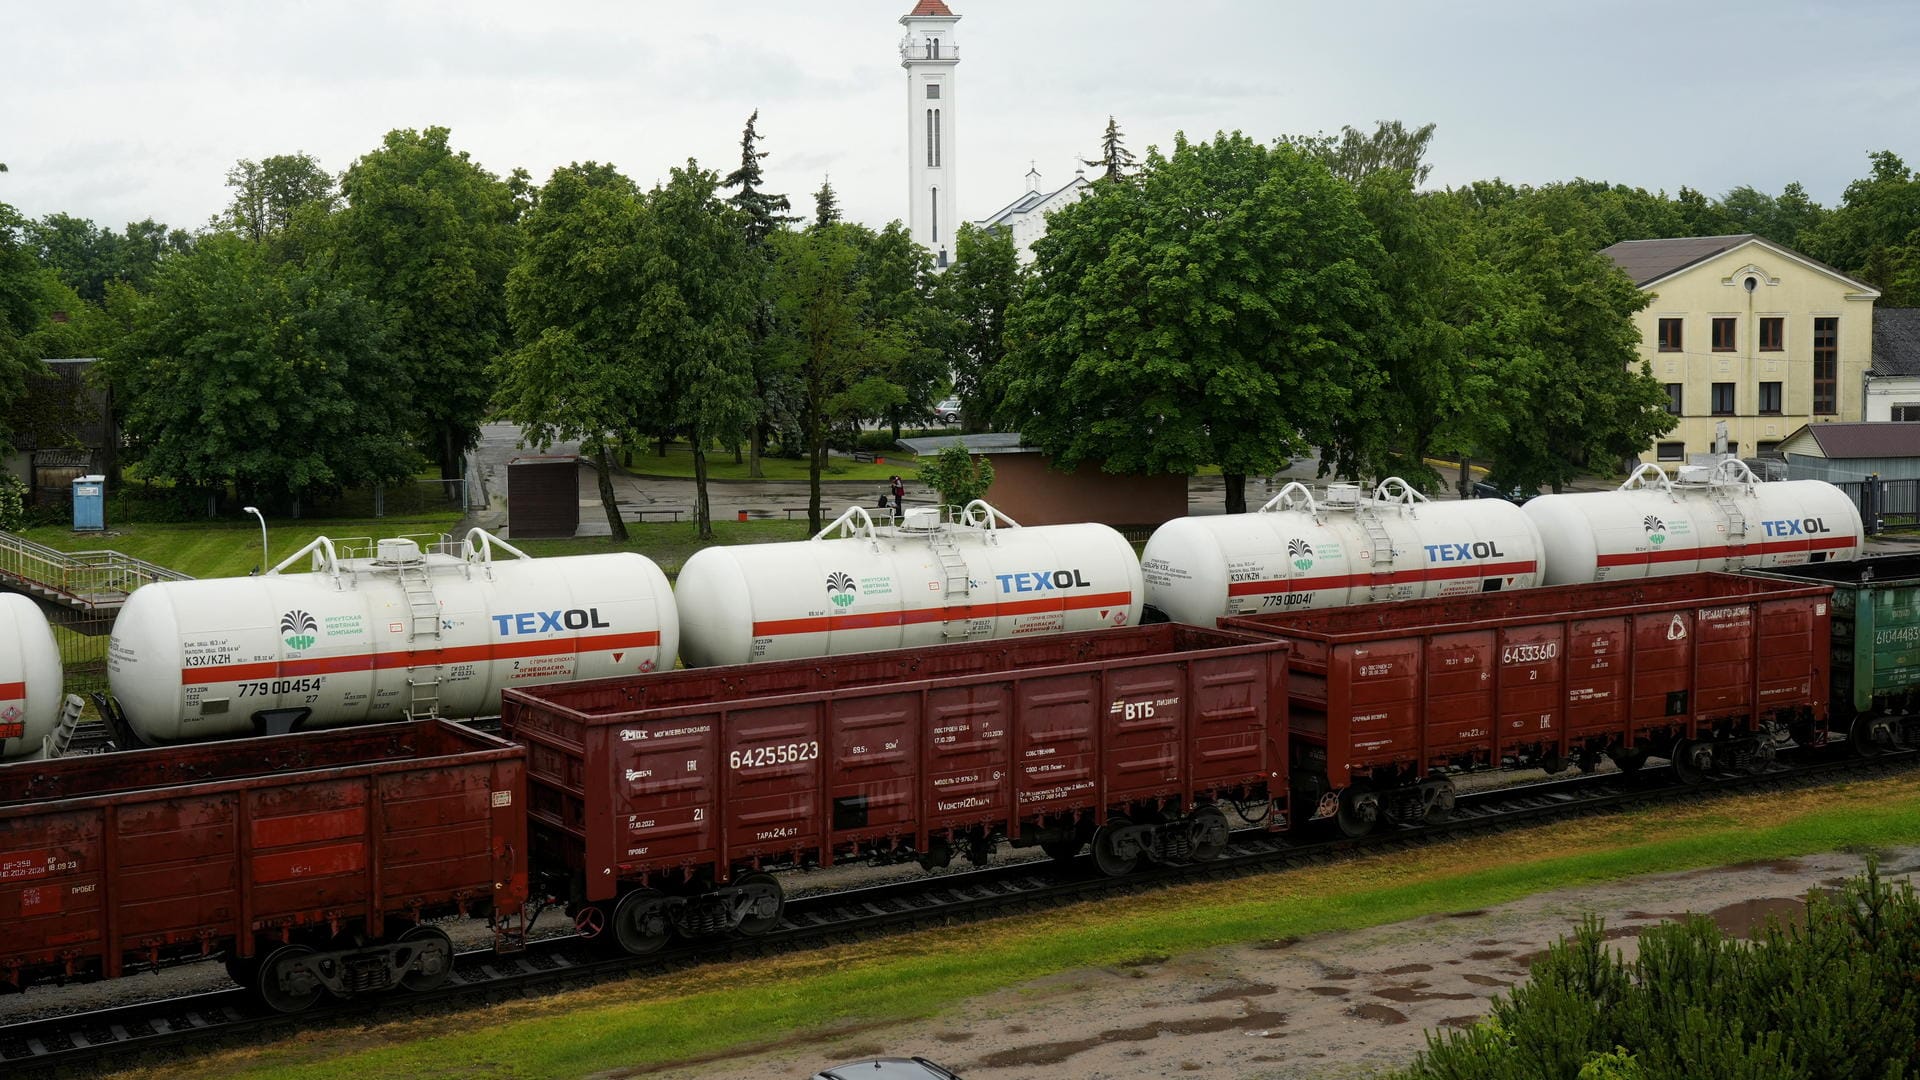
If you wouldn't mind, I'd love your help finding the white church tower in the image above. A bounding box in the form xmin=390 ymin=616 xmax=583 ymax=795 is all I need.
xmin=900 ymin=0 xmax=959 ymax=268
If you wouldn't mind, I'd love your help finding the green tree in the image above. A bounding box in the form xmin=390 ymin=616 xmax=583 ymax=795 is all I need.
xmin=1803 ymin=150 xmax=1920 ymax=305
xmin=493 ymin=163 xmax=647 ymax=541
xmin=918 ymin=443 xmax=995 ymax=507
xmin=219 ymin=153 xmax=336 ymax=245
xmin=855 ymin=220 xmax=953 ymax=440
xmin=768 ymin=224 xmax=899 ymax=532
xmin=100 ymin=233 xmax=414 ymax=511
xmin=1083 ymin=115 xmax=1137 ymax=181
xmin=334 ymin=127 xmax=523 ymax=488
xmin=0 ymin=200 xmax=56 ymax=458
xmin=638 ymin=163 xmax=757 ymax=539
xmin=1719 ymin=181 xmax=1827 ymax=250
xmin=812 ymin=178 xmax=841 ymax=229
xmin=998 ymin=131 xmax=1386 ymax=513
xmin=721 ymin=110 xmax=798 ymax=479
xmin=1290 ymin=120 xmax=1437 ymax=187
xmin=935 ymin=222 xmax=1021 ymax=430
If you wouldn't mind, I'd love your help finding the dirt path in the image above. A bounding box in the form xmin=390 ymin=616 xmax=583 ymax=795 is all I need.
xmin=629 ymin=847 xmax=1919 ymax=1080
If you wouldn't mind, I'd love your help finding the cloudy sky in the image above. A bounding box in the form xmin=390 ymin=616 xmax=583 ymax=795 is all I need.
xmin=4 ymin=0 xmax=1917 ymax=235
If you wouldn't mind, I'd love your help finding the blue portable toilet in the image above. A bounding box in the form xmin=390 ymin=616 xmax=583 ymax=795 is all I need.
xmin=72 ymin=474 xmax=105 ymax=531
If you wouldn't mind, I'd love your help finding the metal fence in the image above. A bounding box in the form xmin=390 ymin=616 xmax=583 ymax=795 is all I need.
xmin=1826 ymin=477 xmax=1920 ymax=533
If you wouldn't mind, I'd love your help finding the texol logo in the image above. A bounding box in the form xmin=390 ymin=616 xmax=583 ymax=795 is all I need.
xmin=1761 ymin=517 xmax=1831 ymax=537
xmin=280 ymin=610 xmax=317 ymax=650
xmin=491 ymin=608 xmax=613 ymax=634
xmin=1422 ymin=540 xmax=1507 ymax=562
xmin=996 ymin=570 xmax=1092 ymax=592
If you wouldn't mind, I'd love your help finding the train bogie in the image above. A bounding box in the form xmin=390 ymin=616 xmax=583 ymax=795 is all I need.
xmin=501 ymin=623 xmax=1289 ymax=952
xmin=1223 ymin=572 xmax=1834 ymax=835
xmin=1751 ymin=554 xmax=1920 ymax=753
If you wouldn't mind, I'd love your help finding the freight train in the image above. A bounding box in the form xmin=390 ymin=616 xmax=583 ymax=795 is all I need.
xmin=5 ymin=561 xmax=1901 ymax=1014
xmin=0 ymin=459 xmax=1865 ymax=762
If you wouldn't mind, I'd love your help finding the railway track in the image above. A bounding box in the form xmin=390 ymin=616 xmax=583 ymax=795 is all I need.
xmin=4 ymin=749 xmax=1912 ymax=1076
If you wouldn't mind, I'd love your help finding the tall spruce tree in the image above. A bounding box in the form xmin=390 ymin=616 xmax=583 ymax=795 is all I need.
xmin=1084 ymin=116 xmax=1137 ymax=181
xmin=813 ymin=178 xmax=841 ymax=229
xmin=722 ymin=109 xmax=797 ymax=478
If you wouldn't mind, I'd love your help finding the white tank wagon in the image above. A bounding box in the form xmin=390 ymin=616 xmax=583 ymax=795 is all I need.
xmin=1524 ymin=459 xmax=1865 ymax=585
xmin=0 ymin=593 xmax=64 ymax=760
xmin=107 ymin=530 xmax=678 ymax=743
xmin=675 ymin=501 xmax=1143 ymax=667
xmin=1140 ymin=478 xmax=1546 ymax=624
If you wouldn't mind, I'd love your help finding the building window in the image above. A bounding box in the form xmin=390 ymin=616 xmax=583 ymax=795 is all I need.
xmin=1711 ymin=383 xmax=1735 ymax=416
xmin=1725 ymin=440 xmax=1739 ymax=457
xmin=931 ymin=187 xmax=939 ymax=244
xmin=926 ymin=83 xmax=940 ymax=99
xmin=1893 ymin=405 xmax=1920 ymax=422
xmin=1664 ymin=383 xmax=1683 ymax=415
xmin=1813 ymin=317 xmax=1838 ymax=414
xmin=1712 ymin=317 xmax=1736 ymax=352
xmin=1759 ymin=316 xmax=1783 ymax=352
xmin=1658 ymin=318 xmax=1683 ymax=352
xmin=1657 ymin=441 xmax=1685 ymax=461
xmin=1757 ymin=440 xmax=1780 ymax=457
xmin=1758 ymin=382 xmax=1782 ymax=415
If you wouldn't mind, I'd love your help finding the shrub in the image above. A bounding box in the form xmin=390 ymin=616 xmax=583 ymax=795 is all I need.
xmin=0 ymin=474 xmax=26 ymax=531
xmin=918 ymin=444 xmax=995 ymax=508
xmin=1394 ymin=864 xmax=1920 ymax=1080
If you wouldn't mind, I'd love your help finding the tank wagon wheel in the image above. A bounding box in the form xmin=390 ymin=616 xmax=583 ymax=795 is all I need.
xmin=1189 ymin=806 xmax=1231 ymax=862
xmin=612 ymin=889 xmax=674 ymax=955
xmin=1335 ymin=788 xmax=1381 ymax=839
xmin=1040 ymin=838 xmax=1084 ymax=863
xmin=734 ymin=873 xmax=785 ymax=937
xmin=256 ymin=944 xmax=324 ymax=1014
xmin=1670 ymin=739 xmax=1712 ymax=785
xmin=1091 ymin=816 xmax=1140 ymax=877
xmin=397 ymin=925 xmax=456 ymax=992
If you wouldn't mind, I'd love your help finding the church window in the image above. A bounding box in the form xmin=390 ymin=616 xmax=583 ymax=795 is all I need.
xmin=932 ymin=187 xmax=939 ymax=243
xmin=927 ymin=83 xmax=940 ymax=99
xmin=926 ymin=108 xmax=941 ymax=168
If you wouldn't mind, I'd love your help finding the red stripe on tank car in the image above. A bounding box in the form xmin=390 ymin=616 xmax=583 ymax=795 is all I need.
xmin=0 ymin=681 xmax=23 ymax=701
xmin=1594 ymin=535 xmax=1858 ymax=568
xmin=753 ymin=590 xmax=1137 ymax=638
xmin=177 ymin=630 xmax=663 ymax=685
xmin=1225 ymin=560 xmax=1539 ymax=598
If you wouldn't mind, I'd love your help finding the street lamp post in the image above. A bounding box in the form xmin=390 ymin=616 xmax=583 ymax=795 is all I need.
xmin=243 ymin=506 xmax=268 ymax=574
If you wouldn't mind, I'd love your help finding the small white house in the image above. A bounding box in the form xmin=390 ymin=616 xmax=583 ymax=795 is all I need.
xmin=1865 ymin=308 xmax=1920 ymax=421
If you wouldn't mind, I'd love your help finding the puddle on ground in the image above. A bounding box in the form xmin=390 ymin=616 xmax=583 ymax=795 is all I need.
xmin=1474 ymin=938 xmax=1502 ymax=946
xmin=1382 ymin=963 xmax=1433 ymax=975
xmin=1005 ymin=1023 xmax=1029 ymax=1034
xmin=933 ymin=1031 xmax=973 ymax=1043
xmin=1318 ymin=967 xmax=1359 ymax=980
xmin=1305 ymin=986 xmax=1350 ymax=997
xmin=1466 ymin=949 xmax=1511 ymax=960
xmin=1195 ymin=982 xmax=1278 ymax=1003
xmin=1439 ymin=1015 xmax=1483 ymax=1028
xmin=1446 ymin=909 xmax=1489 ymax=919
xmin=1623 ymin=911 xmax=1690 ymax=922
xmin=1348 ymin=1003 xmax=1409 ymax=1024
xmin=1256 ymin=935 xmax=1301 ymax=951
xmin=1462 ymin=974 xmax=1512 ymax=987
xmin=1373 ymin=983 xmax=1478 ymax=1003
xmin=1709 ymin=896 xmax=1808 ymax=938
xmin=1682 ymin=858 xmax=1805 ymax=878
xmin=972 ymin=1011 xmax=1290 ymax=1068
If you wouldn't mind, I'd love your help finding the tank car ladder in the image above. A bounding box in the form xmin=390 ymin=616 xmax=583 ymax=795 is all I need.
xmin=1709 ymin=485 xmax=1750 ymax=566
xmin=397 ymin=563 xmax=444 ymax=719
xmin=1359 ymin=511 xmax=1399 ymax=602
xmin=929 ymin=532 xmax=975 ymax=640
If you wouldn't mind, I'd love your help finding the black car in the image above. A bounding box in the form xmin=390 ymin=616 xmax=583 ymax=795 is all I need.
xmin=1472 ymin=480 xmax=1535 ymax=505
xmin=813 ymin=1058 xmax=963 ymax=1080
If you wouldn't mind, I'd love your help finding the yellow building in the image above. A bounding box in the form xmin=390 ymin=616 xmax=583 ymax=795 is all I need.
xmin=1601 ymin=234 xmax=1880 ymax=465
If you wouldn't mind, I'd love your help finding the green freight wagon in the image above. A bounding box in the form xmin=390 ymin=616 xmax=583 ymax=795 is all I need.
xmin=1752 ymin=555 xmax=1920 ymax=752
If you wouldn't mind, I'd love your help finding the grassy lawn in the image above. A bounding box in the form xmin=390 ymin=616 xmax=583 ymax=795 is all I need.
xmin=507 ymin=520 xmax=812 ymax=578
xmin=622 ymin=441 xmax=918 ymax=483
xmin=125 ymin=771 xmax=1920 ymax=1080
xmin=19 ymin=510 xmax=464 ymax=579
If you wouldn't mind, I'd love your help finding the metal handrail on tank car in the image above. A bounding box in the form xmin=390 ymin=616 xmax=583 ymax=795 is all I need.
xmin=1257 ymin=475 xmax=1427 ymax=519
xmin=812 ymin=499 xmax=1023 ymax=545
xmin=460 ymin=527 xmax=532 ymax=580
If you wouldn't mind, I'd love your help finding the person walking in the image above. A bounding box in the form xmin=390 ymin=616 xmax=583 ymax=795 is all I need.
xmin=889 ymin=474 xmax=905 ymax=519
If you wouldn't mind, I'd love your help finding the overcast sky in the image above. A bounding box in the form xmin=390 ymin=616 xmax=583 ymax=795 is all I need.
xmin=4 ymin=1 xmax=1917 ymax=236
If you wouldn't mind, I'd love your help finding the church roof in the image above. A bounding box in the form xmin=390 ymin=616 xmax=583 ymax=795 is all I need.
xmin=978 ymin=174 xmax=1089 ymax=228
xmin=905 ymin=1 xmax=955 ymax=16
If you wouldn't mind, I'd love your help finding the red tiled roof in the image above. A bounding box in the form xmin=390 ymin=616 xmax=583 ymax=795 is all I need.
xmin=906 ymin=0 xmax=955 ymax=16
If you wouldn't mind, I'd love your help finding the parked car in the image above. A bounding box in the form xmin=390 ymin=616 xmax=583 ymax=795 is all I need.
xmin=814 ymin=1059 xmax=963 ymax=1080
xmin=933 ymin=397 xmax=962 ymax=424
xmin=1472 ymin=480 xmax=1535 ymax=504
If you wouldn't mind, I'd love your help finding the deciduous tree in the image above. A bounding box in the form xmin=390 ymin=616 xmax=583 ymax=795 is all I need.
xmin=935 ymin=222 xmax=1021 ymax=430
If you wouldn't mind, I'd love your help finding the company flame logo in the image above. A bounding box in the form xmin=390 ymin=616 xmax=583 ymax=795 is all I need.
xmin=1643 ymin=515 xmax=1667 ymax=546
xmin=280 ymin=610 xmax=318 ymax=650
xmin=1287 ymin=538 xmax=1314 ymax=571
xmin=825 ymin=571 xmax=858 ymax=609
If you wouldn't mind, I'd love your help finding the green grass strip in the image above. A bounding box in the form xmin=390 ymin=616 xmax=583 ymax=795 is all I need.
xmin=140 ymin=785 xmax=1920 ymax=1080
